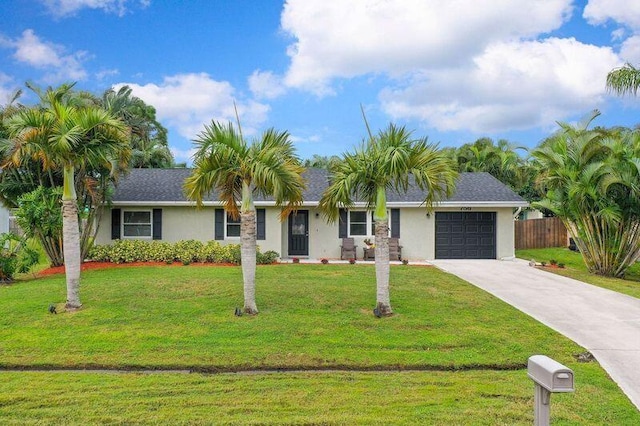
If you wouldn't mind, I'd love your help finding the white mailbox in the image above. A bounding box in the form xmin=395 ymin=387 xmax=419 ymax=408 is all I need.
xmin=528 ymin=355 xmax=574 ymax=392
xmin=527 ymin=355 xmax=575 ymax=426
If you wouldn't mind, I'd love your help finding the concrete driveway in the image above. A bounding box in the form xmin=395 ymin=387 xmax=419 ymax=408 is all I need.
xmin=431 ymin=258 xmax=640 ymax=410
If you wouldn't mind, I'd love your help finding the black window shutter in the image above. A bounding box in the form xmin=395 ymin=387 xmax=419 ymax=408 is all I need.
xmin=111 ymin=208 xmax=121 ymax=240
xmin=215 ymin=209 xmax=224 ymax=240
xmin=391 ymin=208 xmax=400 ymax=238
xmin=339 ymin=208 xmax=347 ymax=238
xmin=152 ymin=209 xmax=162 ymax=240
xmin=257 ymin=208 xmax=266 ymax=240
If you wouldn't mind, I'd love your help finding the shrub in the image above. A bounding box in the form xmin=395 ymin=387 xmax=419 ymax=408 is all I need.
xmin=0 ymin=233 xmax=39 ymax=282
xmin=549 ymin=259 xmax=558 ymax=266
xmin=257 ymin=250 xmax=279 ymax=265
xmin=558 ymin=263 xmax=566 ymax=268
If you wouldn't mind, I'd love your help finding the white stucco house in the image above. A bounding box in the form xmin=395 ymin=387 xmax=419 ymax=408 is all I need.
xmin=95 ymin=168 xmax=528 ymax=261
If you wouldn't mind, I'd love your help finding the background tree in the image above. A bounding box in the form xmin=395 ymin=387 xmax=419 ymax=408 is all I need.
xmin=606 ymin=63 xmax=640 ymax=96
xmin=0 ymin=83 xmax=170 ymax=266
xmin=319 ymin=123 xmax=457 ymax=316
xmin=532 ymin=111 xmax=640 ymax=277
xmin=303 ymin=154 xmax=341 ymax=170
xmin=455 ymin=138 xmax=535 ymax=197
xmin=102 ymin=86 xmax=174 ymax=168
xmin=3 ymin=83 xmax=130 ymax=309
xmin=185 ymin=120 xmax=305 ymax=315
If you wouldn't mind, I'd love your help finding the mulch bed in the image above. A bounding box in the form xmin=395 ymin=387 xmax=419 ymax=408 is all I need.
xmin=37 ymin=261 xmax=240 ymax=277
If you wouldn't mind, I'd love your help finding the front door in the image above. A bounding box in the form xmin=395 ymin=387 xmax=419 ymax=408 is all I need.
xmin=288 ymin=210 xmax=309 ymax=256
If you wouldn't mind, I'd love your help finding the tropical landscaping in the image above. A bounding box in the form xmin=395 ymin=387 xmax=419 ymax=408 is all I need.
xmin=2 ymin=66 xmax=640 ymax=423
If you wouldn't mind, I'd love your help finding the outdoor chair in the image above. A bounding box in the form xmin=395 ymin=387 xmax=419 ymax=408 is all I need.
xmin=340 ymin=238 xmax=358 ymax=260
xmin=389 ymin=237 xmax=403 ymax=261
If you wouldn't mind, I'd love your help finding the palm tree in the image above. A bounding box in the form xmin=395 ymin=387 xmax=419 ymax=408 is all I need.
xmin=456 ymin=138 xmax=528 ymax=192
xmin=606 ymin=63 xmax=640 ymax=96
xmin=184 ymin=120 xmax=305 ymax=314
xmin=532 ymin=111 xmax=640 ymax=277
xmin=3 ymin=84 xmax=129 ymax=309
xmin=319 ymin=123 xmax=457 ymax=315
xmin=102 ymin=86 xmax=174 ymax=168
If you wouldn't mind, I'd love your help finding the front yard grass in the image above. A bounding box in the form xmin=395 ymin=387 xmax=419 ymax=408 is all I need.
xmin=1 ymin=264 xmax=637 ymax=424
xmin=516 ymin=247 xmax=640 ymax=299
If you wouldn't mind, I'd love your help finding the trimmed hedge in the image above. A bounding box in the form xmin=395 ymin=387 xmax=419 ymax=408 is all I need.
xmin=88 ymin=240 xmax=279 ymax=265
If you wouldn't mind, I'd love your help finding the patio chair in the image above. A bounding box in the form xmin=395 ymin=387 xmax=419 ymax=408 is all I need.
xmin=389 ymin=237 xmax=403 ymax=261
xmin=340 ymin=238 xmax=358 ymax=260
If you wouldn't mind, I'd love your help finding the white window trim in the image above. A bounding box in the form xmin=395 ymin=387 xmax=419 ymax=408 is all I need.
xmin=225 ymin=213 xmax=241 ymax=239
xmin=122 ymin=209 xmax=153 ymax=239
xmin=347 ymin=209 xmax=390 ymax=237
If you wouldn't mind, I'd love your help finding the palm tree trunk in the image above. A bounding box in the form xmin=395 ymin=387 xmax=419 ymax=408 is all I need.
xmin=62 ymin=165 xmax=82 ymax=310
xmin=374 ymin=219 xmax=391 ymax=315
xmin=241 ymin=210 xmax=258 ymax=314
xmin=62 ymin=199 xmax=82 ymax=309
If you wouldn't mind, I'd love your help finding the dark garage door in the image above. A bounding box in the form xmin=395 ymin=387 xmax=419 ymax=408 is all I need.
xmin=435 ymin=212 xmax=496 ymax=259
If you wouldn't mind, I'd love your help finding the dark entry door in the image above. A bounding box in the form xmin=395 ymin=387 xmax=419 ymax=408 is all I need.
xmin=288 ymin=210 xmax=309 ymax=256
xmin=435 ymin=212 xmax=496 ymax=259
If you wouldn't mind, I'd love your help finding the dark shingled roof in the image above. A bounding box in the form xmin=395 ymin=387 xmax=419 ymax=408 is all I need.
xmin=112 ymin=168 xmax=526 ymax=204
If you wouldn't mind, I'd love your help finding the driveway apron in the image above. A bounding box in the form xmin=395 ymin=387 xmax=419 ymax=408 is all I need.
xmin=431 ymin=259 xmax=640 ymax=410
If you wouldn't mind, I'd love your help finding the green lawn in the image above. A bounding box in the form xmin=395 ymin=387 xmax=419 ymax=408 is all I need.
xmin=1 ymin=264 xmax=637 ymax=424
xmin=516 ymin=247 xmax=640 ymax=299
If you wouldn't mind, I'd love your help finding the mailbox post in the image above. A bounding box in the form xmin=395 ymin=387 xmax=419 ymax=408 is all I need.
xmin=527 ymin=355 xmax=574 ymax=425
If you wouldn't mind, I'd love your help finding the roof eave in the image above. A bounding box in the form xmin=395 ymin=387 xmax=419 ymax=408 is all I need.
xmin=108 ymin=200 xmax=529 ymax=208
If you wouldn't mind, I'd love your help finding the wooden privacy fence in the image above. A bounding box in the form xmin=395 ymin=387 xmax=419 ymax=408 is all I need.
xmin=515 ymin=217 xmax=568 ymax=250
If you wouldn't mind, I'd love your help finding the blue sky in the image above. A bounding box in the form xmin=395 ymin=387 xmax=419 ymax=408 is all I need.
xmin=2 ymin=0 xmax=640 ymax=164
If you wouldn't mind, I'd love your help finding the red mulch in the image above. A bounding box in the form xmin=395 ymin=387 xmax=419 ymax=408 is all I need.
xmin=37 ymin=261 xmax=240 ymax=277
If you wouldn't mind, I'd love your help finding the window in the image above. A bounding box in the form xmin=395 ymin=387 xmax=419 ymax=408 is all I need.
xmin=348 ymin=210 xmax=389 ymax=237
xmin=226 ymin=214 xmax=241 ymax=238
xmin=349 ymin=211 xmax=368 ymax=236
xmin=123 ymin=210 xmax=152 ymax=238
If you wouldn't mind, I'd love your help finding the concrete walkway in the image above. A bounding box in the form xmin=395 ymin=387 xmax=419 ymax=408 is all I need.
xmin=431 ymin=259 xmax=640 ymax=410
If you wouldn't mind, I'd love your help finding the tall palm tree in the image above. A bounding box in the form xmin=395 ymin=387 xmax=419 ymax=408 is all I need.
xmin=3 ymin=84 xmax=129 ymax=309
xmin=184 ymin=120 xmax=305 ymax=314
xmin=532 ymin=111 xmax=640 ymax=277
xmin=606 ymin=63 xmax=640 ymax=96
xmin=319 ymin=123 xmax=457 ymax=315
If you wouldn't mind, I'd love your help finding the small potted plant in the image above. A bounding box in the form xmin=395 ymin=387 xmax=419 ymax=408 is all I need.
xmin=349 ymin=258 xmax=356 ymax=264
xmin=549 ymin=259 xmax=558 ymax=267
xmin=321 ymin=258 xmax=329 ymax=264
xmin=402 ymin=259 xmax=409 ymax=265
xmin=292 ymin=257 xmax=300 ymax=264
xmin=363 ymin=238 xmax=374 ymax=249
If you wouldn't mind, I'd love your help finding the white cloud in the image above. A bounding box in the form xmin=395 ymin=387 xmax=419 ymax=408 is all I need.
xmin=584 ymin=0 xmax=640 ymax=29
xmin=380 ymin=38 xmax=622 ymax=133
xmin=620 ymin=35 xmax=640 ymax=64
xmin=290 ymin=134 xmax=321 ymax=144
xmin=0 ymin=73 xmax=19 ymax=106
xmin=248 ymin=70 xmax=286 ymax=99
xmin=115 ymin=73 xmax=270 ymax=140
xmin=40 ymin=0 xmax=150 ymax=18
xmin=95 ymin=68 xmax=119 ymax=80
xmin=169 ymin=146 xmax=197 ymax=164
xmin=280 ymin=0 xmax=573 ymax=95
xmin=1 ymin=29 xmax=88 ymax=83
